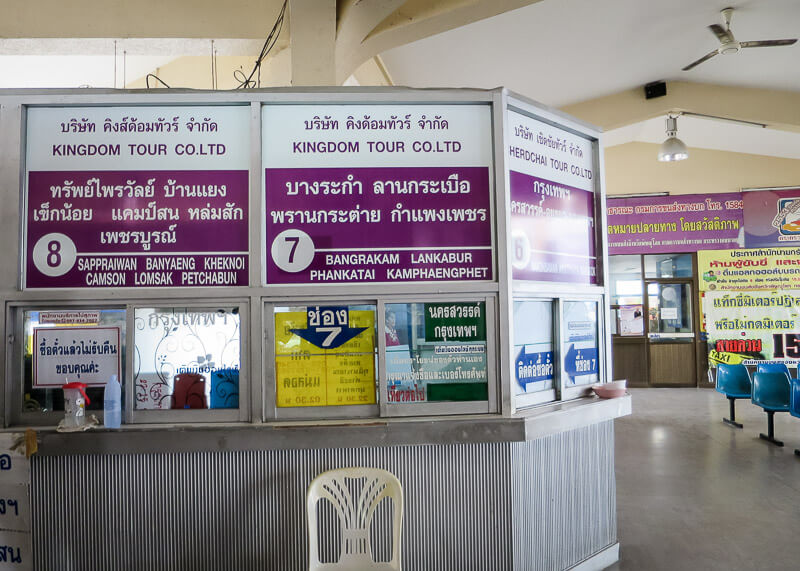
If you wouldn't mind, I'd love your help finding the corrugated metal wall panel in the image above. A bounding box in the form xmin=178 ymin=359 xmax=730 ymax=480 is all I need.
xmin=31 ymin=443 xmax=515 ymax=571
xmin=511 ymin=421 xmax=617 ymax=570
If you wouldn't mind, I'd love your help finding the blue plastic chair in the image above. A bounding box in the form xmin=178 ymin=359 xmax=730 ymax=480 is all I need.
xmin=751 ymin=371 xmax=791 ymax=446
xmin=790 ymin=378 xmax=800 ymax=457
xmin=714 ymin=364 xmax=752 ymax=428
xmin=210 ymin=368 xmax=239 ymax=409
xmin=756 ymin=362 xmax=795 ymax=381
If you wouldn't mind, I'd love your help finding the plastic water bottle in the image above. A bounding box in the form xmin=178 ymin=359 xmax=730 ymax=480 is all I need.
xmin=103 ymin=374 xmax=122 ymax=429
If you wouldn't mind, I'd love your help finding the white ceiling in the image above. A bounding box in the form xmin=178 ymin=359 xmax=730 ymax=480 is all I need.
xmin=381 ymin=0 xmax=800 ymax=107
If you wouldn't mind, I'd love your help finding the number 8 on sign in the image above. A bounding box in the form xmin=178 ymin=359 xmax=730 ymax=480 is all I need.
xmin=32 ymin=233 xmax=77 ymax=277
xmin=270 ymin=229 xmax=315 ymax=273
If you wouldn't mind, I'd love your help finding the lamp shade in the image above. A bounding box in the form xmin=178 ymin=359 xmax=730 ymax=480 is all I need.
xmin=657 ymin=136 xmax=689 ymax=162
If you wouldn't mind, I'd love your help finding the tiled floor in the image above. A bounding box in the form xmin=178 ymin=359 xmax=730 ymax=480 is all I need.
xmin=607 ymin=388 xmax=800 ymax=571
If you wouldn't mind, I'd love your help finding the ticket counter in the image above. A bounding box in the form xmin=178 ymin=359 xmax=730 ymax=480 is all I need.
xmin=0 ymin=87 xmax=624 ymax=570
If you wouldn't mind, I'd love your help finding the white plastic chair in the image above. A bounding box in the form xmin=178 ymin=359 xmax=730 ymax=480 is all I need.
xmin=307 ymin=467 xmax=403 ymax=570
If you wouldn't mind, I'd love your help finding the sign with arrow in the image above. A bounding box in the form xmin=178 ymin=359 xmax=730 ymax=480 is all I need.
xmin=290 ymin=306 xmax=368 ymax=350
xmin=515 ymin=346 xmax=553 ymax=388
xmin=564 ymin=344 xmax=598 ymax=383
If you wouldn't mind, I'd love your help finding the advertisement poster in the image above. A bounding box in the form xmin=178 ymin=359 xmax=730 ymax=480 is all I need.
xmin=33 ymin=326 xmax=120 ymax=388
xmin=275 ymin=307 xmax=376 ymax=407
xmin=385 ymin=302 xmax=488 ymax=404
xmin=263 ymin=105 xmax=493 ymax=285
xmin=743 ymin=187 xmax=800 ymax=247
xmin=508 ymin=109 xmax=597 ymax=284
xmin=698 ymin=247 xmax=800 ymax=291
xmin=607 ymin=193 xmax=743 ymax=254
xmin=24 ymin=106 xmax=250 ymax=289
xmin=618 ymin=305 xmax=644 ymax=336
xmin=704 ymin=290 xmax=800 ymax=367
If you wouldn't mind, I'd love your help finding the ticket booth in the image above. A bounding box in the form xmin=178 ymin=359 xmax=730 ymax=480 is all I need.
xmin=0 ymin=87 xmax=626 ymax=570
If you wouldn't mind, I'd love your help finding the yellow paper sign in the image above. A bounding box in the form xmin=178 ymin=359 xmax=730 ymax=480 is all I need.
xmin=274 ymin=309 xmax=376 ymax=407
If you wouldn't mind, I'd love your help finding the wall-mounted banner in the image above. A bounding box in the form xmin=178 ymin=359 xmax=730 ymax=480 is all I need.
xmin=507 ymin=109 xmax=597 ymax=284
xmin=33 ymin=326 xmax=120 ymax=388
xmin=698 ymin=247 xmax=800 ymax=291
xmin=24 ymin=106 xmax=250 ymax=289
xmin=743 ymin=187 xmax=800 ymax=247
xmin=263 ymin=105 xmax=494 ymax=285
xmin=703 ymin=290 xmax=800 ymax=367
xmin=606 ymin=193 xmax=743 ymax=254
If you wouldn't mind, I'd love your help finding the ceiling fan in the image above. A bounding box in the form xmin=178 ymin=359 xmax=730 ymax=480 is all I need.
xmin=682 ymin=7 xmax=797 ymax=71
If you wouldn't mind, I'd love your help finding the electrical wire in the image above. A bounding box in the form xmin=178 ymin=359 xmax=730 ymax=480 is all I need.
xmin=146 ymin=74 xmax=172 ymax=89
xmin=235 ymin=0 xmax=287 ymax=89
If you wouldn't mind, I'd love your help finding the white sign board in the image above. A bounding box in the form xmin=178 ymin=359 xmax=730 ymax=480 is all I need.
xmin=33 ymin=326 xmax=120 ymax=387
xmin=0 ymin=435 xmax=32 ymax=571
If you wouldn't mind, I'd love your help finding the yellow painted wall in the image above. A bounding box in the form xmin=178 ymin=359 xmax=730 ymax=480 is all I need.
xmin=604 ymin=142 xmax=800 ymax=196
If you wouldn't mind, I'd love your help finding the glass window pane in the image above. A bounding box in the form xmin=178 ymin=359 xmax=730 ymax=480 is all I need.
xmin=385 ymin=302 xmax=488 ymax=403
xmin=563 ymin=301 xmax=600 ymax=387
xmin=513 ymin=300 xmax=554 ymax=394
xmin=644 ymin=254 xmax=693 ymax=278
xmin=275 ymin=305 xmax=376 ymax=408
xmin=647 ymin=283 xmax=693 ymax=334
xmin=609 ymin=255 xmax=643 ymax=305
xmin=24 ymin=308 xmax=125 ymax=413
xmin=134 ymin=307 xmax=240 ymax=410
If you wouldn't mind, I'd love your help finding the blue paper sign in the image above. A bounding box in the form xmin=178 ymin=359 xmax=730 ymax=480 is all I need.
xmin=290 ymin=306 xmax=367 ymax=349
xmin=515 ymin=346 xmax=554 ymax=387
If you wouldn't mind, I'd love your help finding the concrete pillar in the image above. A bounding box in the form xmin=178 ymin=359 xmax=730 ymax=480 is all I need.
xmin=289 ymin=0 xmax=337 ymax=86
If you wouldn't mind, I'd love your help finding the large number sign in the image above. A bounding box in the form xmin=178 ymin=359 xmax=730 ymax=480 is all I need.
xmin=704 ymin=290 xmax=800 ymax=367
xmin=607 ymin=193 xmax=743 ymax=254
xmin=24 ymin=106 xmax=250 ymax=289
xmin=698 ymin=247 xmax=800 ymax=291
xmin=507 ymin=109 xmax=597 ymax=284
xmin=262 ymin=105 xmax=494 ymax=285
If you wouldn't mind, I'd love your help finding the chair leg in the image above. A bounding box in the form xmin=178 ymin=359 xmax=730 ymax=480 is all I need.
xmin=759 ymin=411 xmax=784 ymax=447
xmin=722 ymin=397 xmax=743 ymax=428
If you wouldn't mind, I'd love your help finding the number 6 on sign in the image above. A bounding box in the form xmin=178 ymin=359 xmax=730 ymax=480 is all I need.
xmin=270 ymin=229 xmax=315 ymax=273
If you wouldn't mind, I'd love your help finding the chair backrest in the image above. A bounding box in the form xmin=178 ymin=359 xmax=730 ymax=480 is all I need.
xmin=307 ymin=467 xmax=403 ymax=571
xmin=756 ymin=362 xmax=792 ymax=379
xmin=171 ymin=373 xmax=207 ymax=409
xmin=752 ymin=372 xmax=791 ymax=411
xmin=210 ymin=368 xmax=239 ymax=409
xmin=791 ymin=376 xmax=800 ymax=419
xmin=715 ymin=364 xmax=751 ymax=398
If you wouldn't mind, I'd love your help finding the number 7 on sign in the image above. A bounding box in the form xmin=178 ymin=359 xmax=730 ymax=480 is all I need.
xmin=317 ymin=326 xmax=342 ymax=347
xmin=270 ymin=229 xmax=315 ymax=273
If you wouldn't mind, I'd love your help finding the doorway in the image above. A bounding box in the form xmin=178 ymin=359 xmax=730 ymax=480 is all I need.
xmin=610 ymin=253 xmax=701 ymax=387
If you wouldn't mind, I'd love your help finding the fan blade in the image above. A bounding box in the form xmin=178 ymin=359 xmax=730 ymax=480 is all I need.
xmin=682 ymin=50 xmax=718 ymax=71
xmin=709 ymin=24 xmax=734 ymax=43
xmin=740 ymin=39 xmax=797 ymax=48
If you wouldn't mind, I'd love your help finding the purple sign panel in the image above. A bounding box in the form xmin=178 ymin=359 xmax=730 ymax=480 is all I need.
xmin=743 ymin=188 xmax=800 ymax=248
xmin=607 ymin=193 xmax=743 ymax=255
xmin=26 ymin=171 xmax=249 ymax=288
xmin=510 ymin=171 xmax=596 ymax=284
xmin=265 ymin=166 xmax=492 ymax=284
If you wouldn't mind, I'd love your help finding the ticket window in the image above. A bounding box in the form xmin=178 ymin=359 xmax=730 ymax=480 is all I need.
xmin=7 ymin=306 xmax=126 ymax=427
xmin=131 ymin=304 xmax=247 ymax=423
xmin=380 ymin=299 xmax=495 ymax=417
xmin=513 ymin=299 xmax=557 ymax=407
xmin=270 ymin=304 xmax=379 ymax=419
